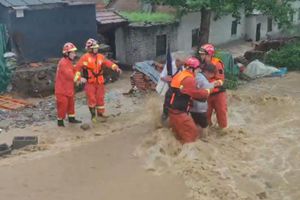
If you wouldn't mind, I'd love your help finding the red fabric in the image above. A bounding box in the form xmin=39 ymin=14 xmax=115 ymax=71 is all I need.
xmin=169 ymin=109 xmax=201 ymax=144
xmin=168 ymin=74 xmax=208 ymax=144
xmin=55 ymin=57 xmax=75 ymax=97
xmin=56 ymin=94 xmax=75 ymax=120
xmin=211 ymin=57 xmax=225 ymax=81
xmin=207 ymin=92 xmax=227 ymax=128
xmin=75 ymin=53 xmax=115 ymax=84
xmin=85 ymin=83 xmax=105 ymax=113
xmin=181 ymin=76 xmax=209 ymax=100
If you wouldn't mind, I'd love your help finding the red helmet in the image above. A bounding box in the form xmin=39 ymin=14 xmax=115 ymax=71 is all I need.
xmin=185 ymin=57 xmax=200 ymax=69
xmin=199 ymin=43 xmax=215 ymax=56
xmin=62 ymin=42 xmax=77 ymax=54
xmin=85 ymin=38 xmax=99 ymax=49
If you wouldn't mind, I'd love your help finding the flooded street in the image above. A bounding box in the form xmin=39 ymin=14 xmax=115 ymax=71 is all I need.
xmin=0 ymin=72 xmax=300 ymax=200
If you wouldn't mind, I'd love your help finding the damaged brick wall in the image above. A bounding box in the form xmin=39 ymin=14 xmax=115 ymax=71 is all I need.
xmin=130 ymin=71 xmax=156 ymax=91
xmin=10 ymin=60 xmax=120 ymax=97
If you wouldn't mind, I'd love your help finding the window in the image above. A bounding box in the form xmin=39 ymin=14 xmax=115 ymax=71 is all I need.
xmin=267 ymin=17 xmax=273 ymax=32
xmin=231 ymin=20 xmax=238 ymax=36
xmin=156 ymin=34 xmax=167 ymax=56
xmin=192 ymin=28 xmax=200 ymax=47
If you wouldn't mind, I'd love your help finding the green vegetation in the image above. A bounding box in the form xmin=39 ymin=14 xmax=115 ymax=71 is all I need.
xmin=265 ymin=42 xmax=300 ymax=71
xmin=119 ymin=12 xmax=176 ymax=23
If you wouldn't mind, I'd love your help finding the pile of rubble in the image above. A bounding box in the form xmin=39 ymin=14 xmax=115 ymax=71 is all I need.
xmin=0 ymin=96 xmax=57 ymax=130
xmin=235 ymin=36 xmax=300 ymax=66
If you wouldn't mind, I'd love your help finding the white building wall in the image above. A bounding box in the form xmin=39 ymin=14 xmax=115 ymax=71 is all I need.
xmin=291 ymin=1 xmax=300 ymax=25
xmin=177 ymin=12 xmax=201 ymax=51
xmin=209 ymin=13 xmax=246 ymax=45
xmin=256 ymin=15 xmax=268 ymax=41
xmin=176 ymin=3 xmax=300 ymax=51
xmin=245 ymin=14 xmax=284 ymax=42
xmin=245 ymin=16 xmax=256 ymax=41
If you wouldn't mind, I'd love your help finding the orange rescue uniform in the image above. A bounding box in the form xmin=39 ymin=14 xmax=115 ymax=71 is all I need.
xmin=55 ymin=57 xmax=76 ymax=120
xmin=75 ymin=53 xmax=117 ymax=115
xmin=207 ymin=57 xmax=227 ymax=128
xmin=166 ymin=70 xmax=210 ymax=144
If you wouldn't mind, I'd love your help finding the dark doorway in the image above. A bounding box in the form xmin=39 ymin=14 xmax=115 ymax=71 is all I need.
xmin=256 ymin=23 xmax=261 ymax=41
xmin=102 ymin=31 xmax=116 ymax=59
xmin=156 ymin=34 xmax=167 ymax=56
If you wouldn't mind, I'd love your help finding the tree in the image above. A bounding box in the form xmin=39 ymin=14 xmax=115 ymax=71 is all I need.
xmin=143 ymin=0 xmax=296 ymax=45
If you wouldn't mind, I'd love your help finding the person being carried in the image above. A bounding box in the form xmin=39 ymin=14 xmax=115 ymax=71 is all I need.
xmin=165 ymin=57 xmax=212 ymax=144
xmin=189 ymin=63 xmax=218 ymax=137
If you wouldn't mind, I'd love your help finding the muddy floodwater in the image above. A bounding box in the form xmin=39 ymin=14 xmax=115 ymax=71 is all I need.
xmin=0 ymin=72 xmax=300 ymax=200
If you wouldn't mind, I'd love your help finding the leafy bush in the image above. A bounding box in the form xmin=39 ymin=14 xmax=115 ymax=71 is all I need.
xmin=120 ymin=12 xmax=175 ymax=23
xmin=265 ymin=42 xmax=300 ymax=71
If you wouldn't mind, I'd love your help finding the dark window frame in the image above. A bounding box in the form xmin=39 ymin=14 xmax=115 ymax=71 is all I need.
xmin=156 ymin=34 xmax=167 ymax=57
xmin=267 ymin=17 xmax=273 ymax=32
xmin=231 ymin=20 xmax=238 ymax=36
xmin=290 ymin=13 xmax=294 ymax=22
xmin=192 ymin=28 xmax=200 ymax=48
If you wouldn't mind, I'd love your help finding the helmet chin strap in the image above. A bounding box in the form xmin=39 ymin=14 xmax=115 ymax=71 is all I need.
xmin=67 ymin=53 xmax=76 ymax=61
xmin=200 ymin=57 xmax=205 ymax=63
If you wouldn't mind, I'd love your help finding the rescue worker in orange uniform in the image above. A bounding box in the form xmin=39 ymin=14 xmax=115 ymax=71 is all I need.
xmin=75 ymin=38 xmax=121 ymax=122
xmin=165 ymin=57 xmax=211 ymax=144
xmin=198 ymin=44 xmax=228 ymax=129
xmin=55 ymin=42 xmax=82 ymax=127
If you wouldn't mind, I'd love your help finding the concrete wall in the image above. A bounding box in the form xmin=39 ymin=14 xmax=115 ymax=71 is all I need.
xmin=209 ymin=12 xmax=246 ymax=45
xmin=116 ymin=23 xmax=178 ymax=65
xmin=8 ymin=4 xmax=97 ymax=62
xmin=177 ymin=12 xmax=201 ymax=51
xmin=245 ymin=15 xmax=281 ymax=42
xmin=245 ymin=15 xmax=267 ymax=41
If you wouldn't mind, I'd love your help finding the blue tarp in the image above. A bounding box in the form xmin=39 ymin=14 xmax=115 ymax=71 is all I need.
xmin=133 ymin=60 xmax=160 ymax=84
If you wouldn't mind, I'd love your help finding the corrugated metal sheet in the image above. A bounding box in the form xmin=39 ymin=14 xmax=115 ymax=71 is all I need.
xmin=25 ymin=0 xmax=45 ymax=5
xmin=0 ymin=0 xmax=11 ymax=7
xmin=96 ymin=10 xmax=127 ymax=25
xmin=0 ymin=0 xmax=63 ymax=7
xmin=3 ymin=0 xmax=24 ymax=6
xmin=39 ymin=0 xmax=62 ymax=4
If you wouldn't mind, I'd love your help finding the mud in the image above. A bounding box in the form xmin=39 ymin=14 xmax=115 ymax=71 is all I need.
xmin=136 ymin=72 xmax=300 ymax=200
xmin=0 ymin=71 xmax=299 ymax=200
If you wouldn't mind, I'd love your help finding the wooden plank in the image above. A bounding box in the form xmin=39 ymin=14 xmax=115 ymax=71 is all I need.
xmin=0 ymin=96 xmax=30 ymax=110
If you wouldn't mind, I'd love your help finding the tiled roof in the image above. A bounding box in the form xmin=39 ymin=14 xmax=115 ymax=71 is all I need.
xmin=0 ymin=0 xmax=64 ymax=7
xmin=96 ymin=9 xmax=127 ymax=25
